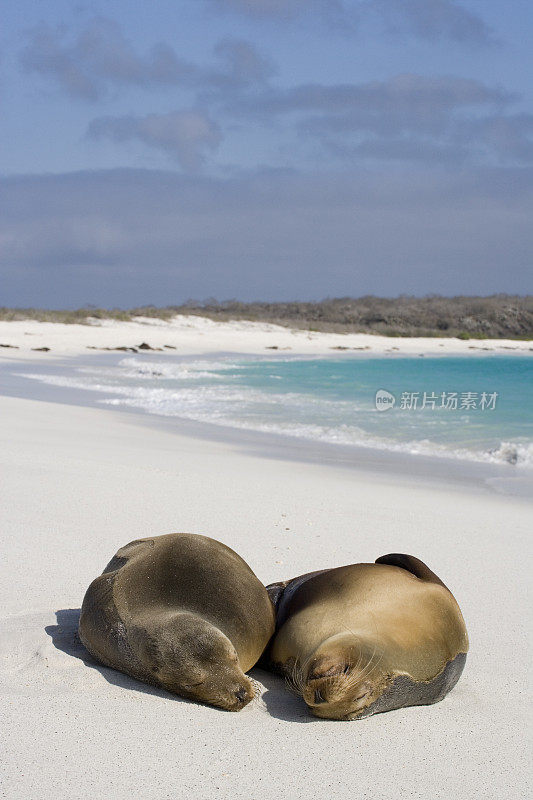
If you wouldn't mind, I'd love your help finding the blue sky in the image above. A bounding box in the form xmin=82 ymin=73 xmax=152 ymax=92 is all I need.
xmin=2 ymin=1 xmax=532 ymax=306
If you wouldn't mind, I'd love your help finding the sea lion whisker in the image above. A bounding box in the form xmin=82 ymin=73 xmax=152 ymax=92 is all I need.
xmin=353 ymin=642 xmax=376 ymax=677
xmin=285 ymin=666 xmax=303 ymax=696
xmin=339 ymin=622 xmax=364 ymax=674
xmin=366 ymin=650 xmax=385 ymax=676
xmin=249 ymin=678 xmax=268 ymax=712
xmin=341 ymin=623 xmax=358 ymax=637
xmin=353 ymin=643 xmax=380 ymax=683
xmin=353 ymin=637 xmax=369 ymax=675
xmin=286 ymin=655 xmax=307 ymax=695
xmin=359 ymin=650 xmax=380 ymax=681
xmin=358 ymin=610 xmax=380 ymax=676
xmin=290 ymin=659 xmax=303 ymax=688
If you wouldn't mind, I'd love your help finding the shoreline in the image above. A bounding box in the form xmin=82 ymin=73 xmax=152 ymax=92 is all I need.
xmin=1 ymin=315 xmax=532 ymax=360
xmin=2 ymin=355 xmax=532 ymax=500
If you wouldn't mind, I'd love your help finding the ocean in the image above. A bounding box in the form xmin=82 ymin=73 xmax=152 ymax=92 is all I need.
xmin=12 ymin=353 xmax=533 ymax=469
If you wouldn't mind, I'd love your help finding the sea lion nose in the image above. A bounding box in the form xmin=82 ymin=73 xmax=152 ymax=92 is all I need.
xmin=235 ymin=687 xmax=248 ymax=703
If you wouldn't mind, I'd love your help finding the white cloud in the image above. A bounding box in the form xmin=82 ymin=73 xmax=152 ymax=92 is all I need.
xmin=20 ymin=18 xmax=270 ymax=100
xmin=207 ymin=0 xmax=494 ymax=43
xmin=88 ymin=111 xmax=222 ymax=170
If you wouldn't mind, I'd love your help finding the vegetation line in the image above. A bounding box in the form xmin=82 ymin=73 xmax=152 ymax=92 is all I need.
xmin=1 ymin=295 xmax=532 ymax=340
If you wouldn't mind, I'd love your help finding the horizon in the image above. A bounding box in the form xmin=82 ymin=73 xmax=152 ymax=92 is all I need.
xmin=2 ymin=291 xmax=533 ymax=313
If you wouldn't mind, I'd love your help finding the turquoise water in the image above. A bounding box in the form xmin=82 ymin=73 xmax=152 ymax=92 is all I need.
xmin=17 ymin=354 xmax=533 ymax=467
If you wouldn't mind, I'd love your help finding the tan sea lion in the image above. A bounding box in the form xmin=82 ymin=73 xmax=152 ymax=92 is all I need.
xmin=79 ymin=533 xmax=275 ymax=711
xmin=265 ymin=553 xmax=468 ymax=720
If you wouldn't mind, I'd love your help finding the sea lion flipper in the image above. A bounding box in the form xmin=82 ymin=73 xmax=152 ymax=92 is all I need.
xmin=79 ymin=572 xmax=144 ymax=678
xmin=375 ymin=553 xmax=447 ymax=589
xmin=102 ymin=538 xmax=156 ymax=574
xmin=265 ymin=580 xmax=291 ymax=610
xmin=267 ymin=569 xmax=331 ymax=612
xmin=259 ymin=578 xmax=304 ymax=669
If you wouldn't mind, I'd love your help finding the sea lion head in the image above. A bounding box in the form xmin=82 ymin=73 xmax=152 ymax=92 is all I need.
xmin=297 ymin=633 xmax=389 ymax=720
xmin=146 ymin=614 xmax=255 ymax=712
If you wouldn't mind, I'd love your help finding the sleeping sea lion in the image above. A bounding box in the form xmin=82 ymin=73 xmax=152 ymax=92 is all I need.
xmin=265 ymin=554 xmax=468 ymax=720
xmin=79 ymin=533 xmax=275 ymax=711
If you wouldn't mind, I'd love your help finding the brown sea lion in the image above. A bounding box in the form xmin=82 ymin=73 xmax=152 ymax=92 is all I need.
xmin=265 ymin=554 xmax=468 ymax=720
xmin=79 ymin=533 xmax=275 ymax=711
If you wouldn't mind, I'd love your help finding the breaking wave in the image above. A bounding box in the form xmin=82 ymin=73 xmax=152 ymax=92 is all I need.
xmin=16 ymin=357 xmax=533 ymax=469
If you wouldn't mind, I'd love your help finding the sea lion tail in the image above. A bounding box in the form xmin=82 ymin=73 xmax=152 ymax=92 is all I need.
xmin=375 ymin=553 xmax=448 ymax=590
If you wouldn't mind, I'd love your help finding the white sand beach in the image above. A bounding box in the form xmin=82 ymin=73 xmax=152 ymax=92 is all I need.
xmin=0 ymin=386 xmax=530 ymax=799
xmin=0 ymin=314 xmax=531 ymax=359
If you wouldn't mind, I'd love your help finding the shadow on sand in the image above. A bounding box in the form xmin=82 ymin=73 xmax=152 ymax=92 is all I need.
xmin=45 ymin=608 xmax=189 ymax=704
xmin=45 ymin=609 xmax=316 ymax=722
xmin=249 ymin=667 xmax=314 ymax=723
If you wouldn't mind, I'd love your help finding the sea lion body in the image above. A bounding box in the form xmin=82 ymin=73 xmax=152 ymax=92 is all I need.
xmin=266 ymin=554 xmax=468 ymax=720
xmin=79 ymin=533 xmax=275 ymax=710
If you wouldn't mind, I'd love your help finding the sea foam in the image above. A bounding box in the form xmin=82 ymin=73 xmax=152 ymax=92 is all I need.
xmin=15 ymin=353 xmax=533 ymax=469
